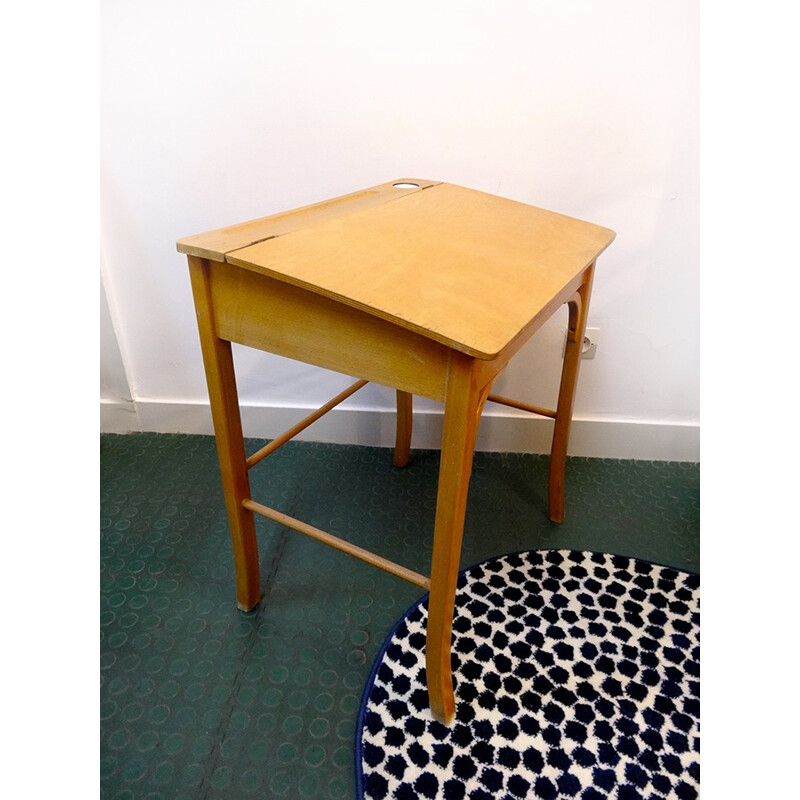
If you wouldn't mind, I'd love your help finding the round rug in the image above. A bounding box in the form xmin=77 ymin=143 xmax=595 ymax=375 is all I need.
xmin=356 ymin=550 xmax=699 ymax=799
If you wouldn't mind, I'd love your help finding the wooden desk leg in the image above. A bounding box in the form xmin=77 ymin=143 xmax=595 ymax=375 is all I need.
xmin=393 ymin=391 xmax=413 ymax=467
xmin=426 ymin=354 xmax=488 ymax=725
xmin=548 ymin=263 xmax=595 ymax=523
xmin=188 ymin=256 xmax=261 ymax=611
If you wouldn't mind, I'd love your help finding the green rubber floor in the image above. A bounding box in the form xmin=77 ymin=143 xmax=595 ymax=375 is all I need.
xmin=100 ymin=433 xmax=699 ymax=799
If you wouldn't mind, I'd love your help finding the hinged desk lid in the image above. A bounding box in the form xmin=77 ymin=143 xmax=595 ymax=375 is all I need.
xmin=179 ymin=180 xmax=615 ymax=359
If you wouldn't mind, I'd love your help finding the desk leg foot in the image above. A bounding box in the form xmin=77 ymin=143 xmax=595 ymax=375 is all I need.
xmin=393 ymin=391 xmax=413 ymax=467
xmin=548 ymin=264 xmax=594 ymax=523
xmin=426 ymin=356 xmax=487 ymax=725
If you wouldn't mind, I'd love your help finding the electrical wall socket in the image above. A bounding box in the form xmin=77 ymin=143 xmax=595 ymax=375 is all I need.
xmin=563 ymin=327 xmax=600 ymax=359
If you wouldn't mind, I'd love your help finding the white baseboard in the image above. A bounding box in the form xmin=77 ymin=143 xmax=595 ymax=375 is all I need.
xmin=100 ymin=399 xmax=699 ymax=462
xmin=100 ymin=399 xmax=139 ymax=433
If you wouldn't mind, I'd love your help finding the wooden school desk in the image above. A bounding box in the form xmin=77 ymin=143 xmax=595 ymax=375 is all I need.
xmin=177 ymin=179 xmax=615 ymax=724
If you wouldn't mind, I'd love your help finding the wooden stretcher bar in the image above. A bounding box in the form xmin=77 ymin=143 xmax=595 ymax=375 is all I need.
xmin=242 ymin=498 xmax=431 ymax=590
xmin=486 ymin=394 xmax=557 ymax=419
xmin=246 ymin=379 xmax=369 ymax=468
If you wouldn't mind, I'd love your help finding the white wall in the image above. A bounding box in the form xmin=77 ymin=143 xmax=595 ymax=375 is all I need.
xmin=100 ymin=0 xmax=699 ymax=460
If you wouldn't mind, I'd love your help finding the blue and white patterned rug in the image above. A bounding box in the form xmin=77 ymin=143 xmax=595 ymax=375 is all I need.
xmin=356 ymin=550 xmax=699 ymax=799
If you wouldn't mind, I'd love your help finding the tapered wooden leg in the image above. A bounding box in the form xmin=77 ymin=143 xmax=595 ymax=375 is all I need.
xmin=188 ymin=256 xmax=261 ymax=611
xmin=426 ymin=354 xmax=488 ymax=724
xmin=548 ymin=263 xmax=595 ymax=523
xmin=393 ymin=390 xmax=413 ymax=467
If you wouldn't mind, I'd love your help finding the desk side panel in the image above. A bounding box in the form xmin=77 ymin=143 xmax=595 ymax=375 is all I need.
xmin=208 ymin=262 xmax=451 ymax=402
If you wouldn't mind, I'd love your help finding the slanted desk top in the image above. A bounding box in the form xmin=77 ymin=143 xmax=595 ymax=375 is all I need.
xmin=177 ymin=179 xmax=615 ymax=359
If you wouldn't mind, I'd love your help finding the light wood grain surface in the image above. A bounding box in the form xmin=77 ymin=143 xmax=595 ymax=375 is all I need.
xmin=222 ymin=182 xmax=614 ymax=359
